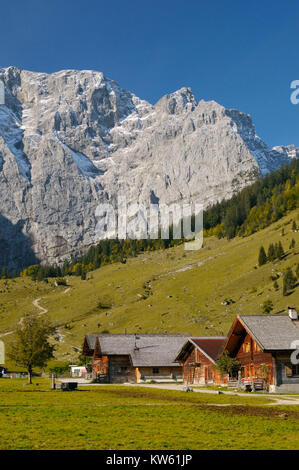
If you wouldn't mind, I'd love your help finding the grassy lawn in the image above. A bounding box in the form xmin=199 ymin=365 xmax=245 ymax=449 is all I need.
xmin=0 ymin=379 xmax=299 ymax=450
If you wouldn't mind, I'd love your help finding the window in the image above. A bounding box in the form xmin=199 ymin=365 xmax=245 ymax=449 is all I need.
xmin=243 ymin=342 xmax=250 ymax=353
xmin=254 ymin=342 xmax=261 ymax=352
xmin=286 ymin=364 xmax=299 ymax=377
xmin=153 ymin=368 xmax=159 ymax=374
xmin=120 ymin=366 xmax=127 ymax=373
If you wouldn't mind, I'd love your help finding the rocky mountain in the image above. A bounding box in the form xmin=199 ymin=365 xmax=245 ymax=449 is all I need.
xmin=0 ymin=67 xmax=297 ymax=269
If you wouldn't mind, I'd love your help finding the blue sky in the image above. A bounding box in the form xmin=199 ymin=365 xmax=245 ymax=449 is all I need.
xmin=1 ymin=0 xmax=298 ymax=146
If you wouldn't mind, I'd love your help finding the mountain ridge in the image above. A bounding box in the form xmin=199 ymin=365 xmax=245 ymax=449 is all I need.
xmin=0 ymin=67 xmax=297 ymax=269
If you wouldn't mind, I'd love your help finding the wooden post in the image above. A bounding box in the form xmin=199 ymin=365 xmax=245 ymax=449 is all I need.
xmin=51 ymin=374 xmax=56 ymax=390
xmin=237 ymin=370 xmax=242 ymax=390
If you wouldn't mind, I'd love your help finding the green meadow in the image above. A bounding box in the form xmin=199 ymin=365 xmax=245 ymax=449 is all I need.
xmin=1 ymin=379 xmax=299 ymax=450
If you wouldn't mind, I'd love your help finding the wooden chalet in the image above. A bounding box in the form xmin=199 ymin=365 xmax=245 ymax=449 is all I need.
xmin=175 ymin=337 xmax=227 ymax=386
xmin=82 ymin=334 xmax=188 ymax=383
xmin=223 ymin=309 xmax=299 ymax=392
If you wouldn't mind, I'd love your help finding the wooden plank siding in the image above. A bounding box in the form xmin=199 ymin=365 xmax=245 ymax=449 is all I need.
xmin=235 ymin=333 xmax=274 ymax=384
xmin=92 ymin=357 xmax=181 ymax=383
xmin=182 ymin=347 xmax=225 ymax=385
xmin=137 ymin=366 xmax=182 ymax=382
xmin=93 ymin=355 xmax=136 ymax=383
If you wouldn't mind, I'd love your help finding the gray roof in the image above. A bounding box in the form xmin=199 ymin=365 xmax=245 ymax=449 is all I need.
xmin=85 ymin=334 xmax=188 ymax=367
xmin=239 ymin=315 xmax=299 ymax=351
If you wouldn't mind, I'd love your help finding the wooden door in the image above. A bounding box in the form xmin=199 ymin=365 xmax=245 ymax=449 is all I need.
xmin=188 ymin=367 xmax=194 ymax=384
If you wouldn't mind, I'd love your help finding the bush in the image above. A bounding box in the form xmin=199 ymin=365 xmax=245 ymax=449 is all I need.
xmin=56 ymin=277 xmax=67 ymax=286
xmin=262 ymin=299 xmax=274 ymax=314
xmin=215 ymin=351 xmax=240 ymax=376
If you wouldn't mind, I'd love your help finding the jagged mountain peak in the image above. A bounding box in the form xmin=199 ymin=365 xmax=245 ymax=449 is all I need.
xmin=155 ymin=87 xmax=197 ymax=115
xmin=0 ymin=67 xmax=296 ymax=269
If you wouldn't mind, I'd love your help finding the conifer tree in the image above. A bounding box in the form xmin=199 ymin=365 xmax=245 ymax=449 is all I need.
xmin=258 ymin=246 xmax=267 ymax=266
xmin=1 ymin=267 xmax=8 ymax=279
xmin=283 ymin=267 xmax=296 ymax=296
xmin=275 ymin=241 xmax=284 ymax=260
xmin=267 ymin=243 xmax=275 ymax=262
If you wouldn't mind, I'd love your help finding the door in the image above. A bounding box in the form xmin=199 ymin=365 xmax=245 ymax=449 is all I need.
xmin=188 ymin=366 xmax=194 ymax=384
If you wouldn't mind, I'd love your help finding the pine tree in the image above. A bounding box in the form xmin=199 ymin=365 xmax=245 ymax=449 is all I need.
xmin=289 ymin=238 xmax=296 ymax=249
xmin=258 ymin=246 xmax=267 ymax=266
xmin=267 ymin=243 xmax=275 ymax=262
xmin=275 ymin=241 xmax=284 ymax=260
xmin=37 ymin=267 xmax=45 ymax=282
xmin=283 ymin=267 xmax=296 ymax=296
xmin=1 ymin=267 xmax=8 ymax=279
xmin=292 ymin=220 xmax=297 ymax=231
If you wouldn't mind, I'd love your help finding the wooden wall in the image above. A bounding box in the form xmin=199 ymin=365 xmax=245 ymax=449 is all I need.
xmin=93 ymin=356 xmax=182 ymax=383
xmin=93 ymin=355 xmax=136 ymax=383
xmin=137 ymin=366 xmax=182 ymax=382
xmin=93 ymin=355 xmax=109 ymax=376
xmin=235 ymin=333 xmax=274 ymax=384
xmin=182 ymin=347 xmax=226 ymax=385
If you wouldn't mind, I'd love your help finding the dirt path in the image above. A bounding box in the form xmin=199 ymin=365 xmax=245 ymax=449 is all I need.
xmin=0 ymin=331 xmax=13 ymax=338
xmin=32 ymin=298 xmax=48 ymax=315
xmin=126 ymin=383 xmax=299 ymax=406
xmin=155 ymin=254 xmax=224 ymax=280
xmin=0 ymin=298 xmax=48 ymax=338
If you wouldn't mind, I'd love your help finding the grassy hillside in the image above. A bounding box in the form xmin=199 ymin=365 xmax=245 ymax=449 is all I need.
xmin=0 ymin=208 xmax=298 ymax=368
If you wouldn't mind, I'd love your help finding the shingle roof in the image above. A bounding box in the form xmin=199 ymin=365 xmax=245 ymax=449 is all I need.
xmin=84 ymin=334 xmax=188 ymax=367
xmin=239 ymin=315 xmax=299 ymax=351
xmin=175 ymin=337 xmax=226 ymax=363
xmin=191 ymin=337 xmax=226 ymax=361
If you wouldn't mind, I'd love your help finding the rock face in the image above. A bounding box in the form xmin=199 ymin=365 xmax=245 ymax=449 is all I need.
xmin=0 ymin=67 xmax=296 ymax=269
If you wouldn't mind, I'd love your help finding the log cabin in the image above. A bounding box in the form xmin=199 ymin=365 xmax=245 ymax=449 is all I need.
xmin=223 ymin=308 xmax=299 ymax=392
xmin=175 ymin=337 xmax=227 ymax=386
xmin=82 ymin=334 xmax=188 ymax=383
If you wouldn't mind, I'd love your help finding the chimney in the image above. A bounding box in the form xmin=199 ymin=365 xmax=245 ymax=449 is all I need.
xmin=134 ymin=334 xmax=140 ymax=350
xmin=288 ymin=306 xmax=298 ymax=320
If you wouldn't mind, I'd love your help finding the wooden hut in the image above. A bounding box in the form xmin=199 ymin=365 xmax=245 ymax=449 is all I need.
xmin=223 ymin=310 xmax=299 ymax=392
xmin=82 ymin=334 xmax=188 ymax=383
xmin=175 ymin=337 xmax=227 ymax=386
